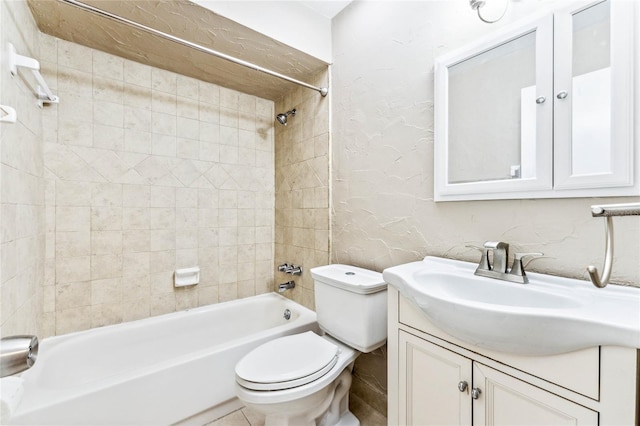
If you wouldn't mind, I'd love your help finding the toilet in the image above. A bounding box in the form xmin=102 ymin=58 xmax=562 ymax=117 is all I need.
xmin=235 ymin=264 xmax=387 ymax=426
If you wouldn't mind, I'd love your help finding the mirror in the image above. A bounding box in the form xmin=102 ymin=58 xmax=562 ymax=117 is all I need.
xmin=569 ymin=0 xmax=610 ymax=176
xmin=447 ymin=31 xmax=537 ymax=184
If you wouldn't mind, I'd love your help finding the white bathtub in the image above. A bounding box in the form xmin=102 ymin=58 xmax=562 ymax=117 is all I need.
xmin=6 ymin=293 xmax=318 ymax=425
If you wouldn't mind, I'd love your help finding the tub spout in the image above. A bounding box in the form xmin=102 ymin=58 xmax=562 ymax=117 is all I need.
xmin=1 ymin=335 xmax=38 ymax=377
xmin=278 ymin=281 xmax=295 ymax=293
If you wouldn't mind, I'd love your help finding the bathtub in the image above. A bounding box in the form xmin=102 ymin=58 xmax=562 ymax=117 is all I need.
xmin=5 ymin=293 xmax=318 ymax=425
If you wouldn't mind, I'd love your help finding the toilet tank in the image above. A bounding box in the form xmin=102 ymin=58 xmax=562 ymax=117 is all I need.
xmin=310 ymin=264 xmax=387 ymax=353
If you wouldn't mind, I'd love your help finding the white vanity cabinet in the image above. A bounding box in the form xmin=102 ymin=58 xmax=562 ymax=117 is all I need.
xmin=388 ymin=287 xmax=639 ymax=425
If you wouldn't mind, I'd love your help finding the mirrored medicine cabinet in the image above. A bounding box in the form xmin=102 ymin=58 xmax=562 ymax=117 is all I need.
xmin=434 ymin=0 xmax=638 ymax=201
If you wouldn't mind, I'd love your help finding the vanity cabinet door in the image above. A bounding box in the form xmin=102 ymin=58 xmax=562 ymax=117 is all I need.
xmin=398 ymin=331 xmax=472 ymax=426
xmin=472 ymin=362 xmax=598 ymax=426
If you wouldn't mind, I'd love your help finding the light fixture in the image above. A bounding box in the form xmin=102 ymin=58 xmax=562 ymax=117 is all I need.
xmin=469 ymin=0 xmax=509 ymax=23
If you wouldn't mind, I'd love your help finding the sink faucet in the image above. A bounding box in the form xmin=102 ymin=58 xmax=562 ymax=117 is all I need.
xmin=484 ymin=241 xmax=509 ymax=272
xmin=471 ymin=241 xmax=542 ymax=284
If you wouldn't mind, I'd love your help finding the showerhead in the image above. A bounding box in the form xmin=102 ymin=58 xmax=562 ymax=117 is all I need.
xmin=276 ymin=108 xmax=296 ymax=126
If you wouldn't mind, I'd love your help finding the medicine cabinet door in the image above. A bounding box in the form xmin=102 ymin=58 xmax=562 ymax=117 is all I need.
xmin=434 ymin=14 xmax=554 ymax=200
xmin=553 ymin=0 xmax=635 ymax=192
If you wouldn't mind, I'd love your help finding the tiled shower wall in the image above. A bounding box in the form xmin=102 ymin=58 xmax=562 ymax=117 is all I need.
xmin=40 ymin=35 xmax=276 ymax=336
xmin=0 ymin=0 xmax=44 ymax=337
xmin=274 ymin=70 xmax=330 ymax=311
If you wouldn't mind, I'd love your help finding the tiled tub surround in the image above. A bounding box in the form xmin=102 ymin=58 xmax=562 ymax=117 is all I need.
xmin=40 ymin=35 xmax=276 ymax=336
xmin=274 ymin=71 xmax=331 ymax=311
xmin=0 ymin=0 xmax=45 ymax=337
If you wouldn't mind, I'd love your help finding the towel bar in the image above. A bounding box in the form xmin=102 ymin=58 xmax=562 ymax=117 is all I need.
xmin=587 ymin=202 xmax=640 ymax=288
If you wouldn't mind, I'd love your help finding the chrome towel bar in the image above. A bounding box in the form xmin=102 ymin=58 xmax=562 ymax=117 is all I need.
xmin=587 ymin=202 xmax=640 ymax=288
xmin=8 ymin=43 xmax=59 ymax=108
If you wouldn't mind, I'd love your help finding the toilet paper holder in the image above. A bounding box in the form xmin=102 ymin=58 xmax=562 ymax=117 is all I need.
xmin=0 ymin=335 xmax=38 ymax=377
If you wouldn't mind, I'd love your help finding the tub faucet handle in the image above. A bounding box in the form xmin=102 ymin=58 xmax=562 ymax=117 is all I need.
xmin=278 ymin=263 xmax=290 ymax=272
xmin=287 ymin=265 xmax=302 ymax=275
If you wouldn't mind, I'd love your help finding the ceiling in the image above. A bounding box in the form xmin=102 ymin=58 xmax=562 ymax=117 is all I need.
xmin=27 ymin=0 xmax=330 ymax=101
xmin=299 ymin=1 xmax=352 ymax=19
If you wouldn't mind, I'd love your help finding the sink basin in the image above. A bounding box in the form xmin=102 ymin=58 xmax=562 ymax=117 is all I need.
xmin=383 ymin=256 xmax=640 ymax=356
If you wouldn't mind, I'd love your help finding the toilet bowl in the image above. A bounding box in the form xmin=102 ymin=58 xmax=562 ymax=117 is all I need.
xmin=235 ymin=333 xmax=359 ymax=426
xmin=235 ymin=264 xmax=387 ymax=426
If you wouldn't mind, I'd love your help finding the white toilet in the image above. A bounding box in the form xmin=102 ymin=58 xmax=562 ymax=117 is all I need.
xmin=235 ymin=264 xmax=387 ymax=426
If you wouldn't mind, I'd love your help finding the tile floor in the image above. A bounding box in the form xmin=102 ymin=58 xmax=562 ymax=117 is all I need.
xmin=207 ymin=398 xmax=387 ymax=426
xmin=206 ymin=407 xmax=264 ymax=426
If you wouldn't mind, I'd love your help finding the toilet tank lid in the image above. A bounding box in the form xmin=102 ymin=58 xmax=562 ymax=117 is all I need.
xmin=310 ymin=264 xmax=387 ymax=295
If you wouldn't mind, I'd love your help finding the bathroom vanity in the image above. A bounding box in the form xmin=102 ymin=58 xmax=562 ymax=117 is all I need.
xmin=387 ymin=286 xmax=639 ymax=425
xmin=383 ymin=254 xmax=640 ymax=425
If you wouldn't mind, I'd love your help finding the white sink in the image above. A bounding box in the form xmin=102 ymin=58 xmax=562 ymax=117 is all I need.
xmin=383 ymin=256 xmax=640 ymax=356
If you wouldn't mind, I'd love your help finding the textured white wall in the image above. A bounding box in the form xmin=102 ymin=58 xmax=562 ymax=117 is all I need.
xmin=331 ymin=0 xmax=640 ymax=286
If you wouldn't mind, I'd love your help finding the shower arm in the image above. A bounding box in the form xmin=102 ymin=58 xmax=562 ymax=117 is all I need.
xmin=57 ymin=0 xmax=329 ymax=97
xmin=587 ymin=202 xmax=640 ymax=288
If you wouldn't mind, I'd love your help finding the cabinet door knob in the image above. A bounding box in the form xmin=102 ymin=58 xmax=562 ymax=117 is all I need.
xmin=471 ymin=388 xmax=482 ymax=399
xmin=535 ymin=96 xmax=546 ymax=104
xmin=457 ymin=381 xmax=468 ymax=392
xmin=556 ymin=90 xmax=568 ymax=99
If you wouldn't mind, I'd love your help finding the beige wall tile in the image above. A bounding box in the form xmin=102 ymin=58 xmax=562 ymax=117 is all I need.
xmin=91 ymin=302 xmax=124 ymax=328
xmin=273 ymin=69 xmax=330 ymax=310
xmin=56 ymin=231 xmax=90 ymax=257
xmin=123 ymin=276 xmax=150 ymax=301
xmin=6 ymin=35 xmax=278 ymax=339
xmin=91 ymin=254 xmax=123 ymax=280
xmin=198 ymin=285 xmax=219 ymax=306
xmin=56 ymin=306 xmax=92 ymax=334
xmin=124 ymin=61 xmax=151 ymax=88
xmin=55 ymin=281 xmax=91 ymax=310
xmin=91 ymin=278 xmax=123 ymax=305
xmin=91 ymin=230 xmax=123 ymax=255
xmin=56 ymin=256 xmax=91 ymax=283
xmin=122 ymin=298 xmax=150 ymax=322
xmin=150 ymin=293 xmax=175 ymax=316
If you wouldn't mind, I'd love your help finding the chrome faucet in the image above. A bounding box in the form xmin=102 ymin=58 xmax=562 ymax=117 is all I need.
xmin=277 ymin=263 xmax=302 ymax=276
xmin=484 ymin=241 xmax=509 ymax=272
xmin=470 ymin=241 xmax=542 ymax=284
xmin=278 ymin=280 xmax=295 ymax=293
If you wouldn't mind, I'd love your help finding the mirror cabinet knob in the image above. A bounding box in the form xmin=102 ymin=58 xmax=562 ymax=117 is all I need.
xmin=556 ymin=90 xmax=568 ymax=99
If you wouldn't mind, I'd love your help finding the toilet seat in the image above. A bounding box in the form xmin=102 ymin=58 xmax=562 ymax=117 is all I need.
xmin=236 ymin=331 xmax=339 ymax=391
